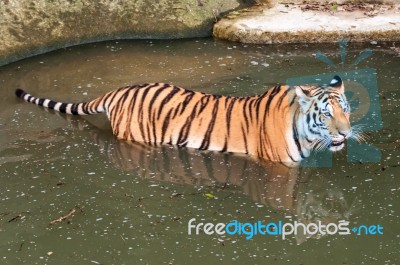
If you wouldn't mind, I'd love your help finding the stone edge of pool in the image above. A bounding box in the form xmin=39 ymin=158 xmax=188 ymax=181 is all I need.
xmin=213 ymin=3 xmax=400 ymax=44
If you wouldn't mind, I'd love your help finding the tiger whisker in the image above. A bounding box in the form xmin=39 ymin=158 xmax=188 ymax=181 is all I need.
xmin=312 ymin=136 xmax=331 ymax=152
xmin=350 ymin=124 xmax=369 ymax=143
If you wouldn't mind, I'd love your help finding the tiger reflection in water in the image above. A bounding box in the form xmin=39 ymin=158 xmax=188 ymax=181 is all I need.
xmin=83 ymin=123 xmax=356 ymax=244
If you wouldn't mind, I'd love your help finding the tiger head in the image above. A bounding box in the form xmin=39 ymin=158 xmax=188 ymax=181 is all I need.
xmin=295 ymin=76 xmax=352 ymax=152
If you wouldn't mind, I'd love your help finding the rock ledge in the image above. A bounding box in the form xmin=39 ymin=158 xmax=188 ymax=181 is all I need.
xmin=213 ymin=3 xmax=400 ymax=43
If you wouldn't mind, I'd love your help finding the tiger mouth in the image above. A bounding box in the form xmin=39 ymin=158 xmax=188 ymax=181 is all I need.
xmin=330 ymin=140 xmax=345 ymax=151
xmin=331 ymin=140 xmax=344 ymax=147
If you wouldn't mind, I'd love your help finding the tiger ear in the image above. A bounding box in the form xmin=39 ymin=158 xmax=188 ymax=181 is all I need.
xmin=295 ymin=86 xmax=312 ymax=100
xmin=295 ymin=86 xmax=312 ymax=111
xmin=330 ymin=75 xmax=344 ymax=94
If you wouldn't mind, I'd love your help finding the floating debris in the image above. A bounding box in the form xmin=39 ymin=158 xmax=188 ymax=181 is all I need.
xmin=205 ymin=193 xmax=217 ymax=199
xmin=50 ymin=208 xmax=78 ymax=225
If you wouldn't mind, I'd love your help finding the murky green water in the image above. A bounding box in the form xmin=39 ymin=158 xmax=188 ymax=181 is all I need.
xmin=0 ymin=39 xmax=399 ymax=265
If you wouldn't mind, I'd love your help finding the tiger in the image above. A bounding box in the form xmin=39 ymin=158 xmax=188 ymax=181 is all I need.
xmin=15 ymin=75 xmax=354 ymax=164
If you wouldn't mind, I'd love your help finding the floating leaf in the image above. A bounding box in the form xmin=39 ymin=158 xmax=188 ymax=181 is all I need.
xmin=205 ymin=193 xmax=216 ymax=199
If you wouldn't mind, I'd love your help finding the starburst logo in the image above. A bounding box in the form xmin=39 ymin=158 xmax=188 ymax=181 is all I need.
xmin=287 ymin=38 xmax=382 ymax=167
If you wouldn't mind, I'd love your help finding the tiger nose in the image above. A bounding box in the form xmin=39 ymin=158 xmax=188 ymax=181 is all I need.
xmin=339 ymin=130 xmax=351 ymax=139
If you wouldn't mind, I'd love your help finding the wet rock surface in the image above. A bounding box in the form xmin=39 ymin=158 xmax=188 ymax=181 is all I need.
xmin=0 ymin=0 xmax=254 ymax=66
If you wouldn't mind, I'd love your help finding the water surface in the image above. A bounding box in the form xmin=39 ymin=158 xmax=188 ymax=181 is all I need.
xmin=0 ymin=39 xmax=399 ymax=264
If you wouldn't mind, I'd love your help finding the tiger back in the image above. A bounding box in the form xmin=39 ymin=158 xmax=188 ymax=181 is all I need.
xmin=106 ymin=83 xmax=296 ymax=160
